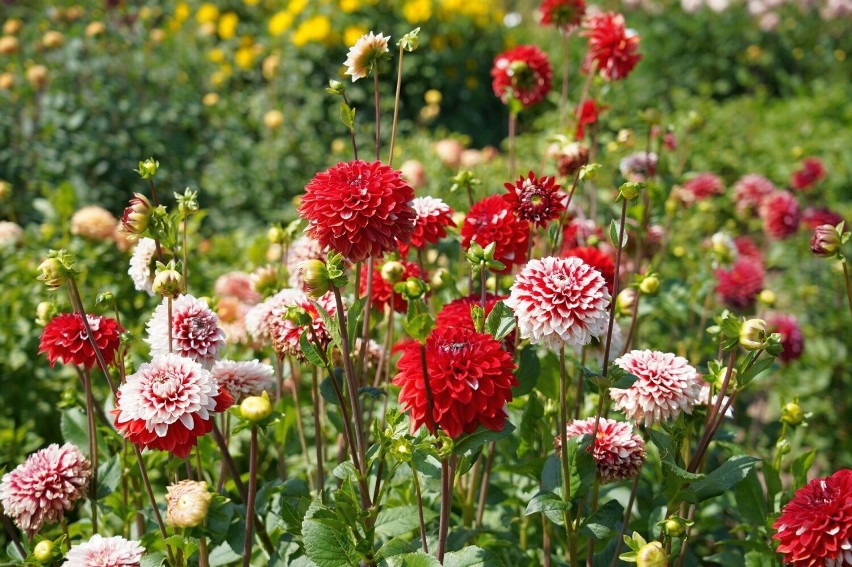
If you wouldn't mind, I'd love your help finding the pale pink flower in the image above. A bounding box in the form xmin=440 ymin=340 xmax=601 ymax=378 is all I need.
xmin=269 ymin=292 xmax=337 ymax=360
xmin=214 ymin=271 xmax=262 ymax=305
xmin=0 ymin=443 xmax=91 ymax=536
xmin=245 ymin=288 xmax=305 ymax=345
xmin=505 ymin=256 xmax=611 ymax=350
xmin=70 ymin=205 xmax=117 ymax=241
xmin=610 ymin=350 xmax=703 ymax=426
xmin=0 ymin=221 xmax=23 ymax=249
xmin=63 ymin=534 xmax=145 ymax=567
xmin=557 ymin=417 xmax=646 ymax=483
xmin=343 ymin=31 xmax=389 ymax=81
xmin=733 ymin=173 xmax=776 ymax=216
xmin=216 ymin=297 xmax=252 ymax=346
xmin=211 ymin=359 xmax=274 ymax=401
xmin=145 ymin=294 xmax=226 ymax=368
xmin=128 ymin=237 xmax=157 ymax=295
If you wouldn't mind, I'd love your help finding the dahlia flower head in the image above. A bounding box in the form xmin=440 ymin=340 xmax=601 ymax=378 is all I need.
xmin=268 ymin=290 xmax=337 ymax=360
xmin=299 ymin=160 xmax=416 ymax=263
xmin=767 ymin=313 xmax=804 ymax=364
xmin=610 ymin=350 xmax=703 ymax=427
xmin=343 ymin=31 xmax=389 ymax=81
xmin=760 ymin=190 xmax=801 ymax=240
xmin=128 ymin=237 xmax=157 ymax=295
xmin=214 ymin=271 xmax=262 ymax=305
xmin=211 ymin=359 xmax=274 ymax=401
xmin=539 ymin=0 xmax=587 ymax=32
xmin=575 ymin=99 xmax=607 ymax=140
xmin=245 ymin=288 xmax=304 ymax=345
xmin=562 ymin=217 xmax=604 ymax=249
xmin=397 ymin=196 xmax=455 ymax=258
xmin=62 ymin=534 xmax=145 ymax=567
xmin=39 ymin=312 xmax=122 ymax=369
xmin=393 ymin=326 xmax=518 ymax=439
xmin=801 ymin=207 xmax=844 ymax=230
xmin=461 ymin=195 xmax=530 ymax=274
xmin=0 ymin=443 xmax=91 ymax=536
xmin=166 ymin=479 xmax=212 ymax=528
xmin=491 ymin=44 xmax=553 ymax=108
xmin=773 ymin=468 xmax=852 ymax=567
xmin=582 ymin=12 xmax=642 ymax=81
xmin=70 ymin=205 xmax=117 ymax=242
xmin=556 ymin=417 xmax=645 ymax=484
xmin=362 ymin=260 xmax=423 ymax=313
xmin=733 ymin=173 xmax=776 ymax=216
xmin=503 ymin=171 xmax=566 ymax=228
xmin=145 ymin=294 xmax=226 ymax=368
xmin=560 ymin=246 xmax=616 ymax=295
xmin=619 ymin=152 xmax=657 ymax=183
xmin=435 ymin=293 xmax=515 ymax=351
xmin=716 ymin=258 xmax=764 ymax=310
xmin=790 ymin=156 xmax=826 ymax=191
xmin=678 ymin=172 xmax=725 ymax=204
xmin=505 ymin=256 xmax=611 ymax=351
xmin=113 ymin=353 xmax=234 ymax=458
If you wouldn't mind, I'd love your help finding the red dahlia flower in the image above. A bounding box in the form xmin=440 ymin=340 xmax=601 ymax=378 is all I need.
xmin=767 ymin=313 xmax=804 ymax=364
xmin=575 ymin=99 xmax=606 ymax=140
xmin=39 ymin=313 xmax=122 ymax=369
xmin=435 ymin=293 xmax=515 ymax=351
xmin=790 ymin=157 xmax=826 ymax=191
xmin=773 ymin=468 xmax=852 ymax=567
xmin=679 ymin=172 xmax=725 ymax=203
xmin=113 ymin=353 xmax=234 ymax=458
xmin=760 ymin=190 xmax=800 ymax=240
xmin=733 ymin=174 xmax=776 ymax=216
xmin=715 ymin=258 xmax=764 ymax=309
xmin=540 ymin=0 xmax=586 ymax=32
xmin=299 ymin=160 xmax=416 ymax=263
xmin=461 ymin=195 xmax=530 ymax=273
xmin=503 ymin=171 xmax=566 ymax=228
xmin=491 ymin=45 xmax=553 ymax=108
xmin=734 ymin=235 xmax=764 ymax=264
xmin=801 ymin=207 xmax=844 ymax=230
xmin=361 ymin=260 xmax=423 ymax=313
xmin=560 ymin=246 xmax=616 ymax=295
xmin=582 ymin=12 xmax=642 ymax=81
xmin=393 ymin=326 xmax=517 ymax=439
xmin=397 ymin=196 xmax=455 ymax=258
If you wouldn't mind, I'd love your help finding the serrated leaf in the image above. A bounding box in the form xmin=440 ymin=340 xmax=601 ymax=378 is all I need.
xmin=662 ymin=460 xmax=705 ymax=482
xmin=302 ymin=511 xmax=360 ymax=567
xmin=579 ymin=499 xmax=623 ymax=539
xmin=738 ymin=356 xmax=775 ymax=386
xmin=277 ymin=497 xmax=306 ymax=538
xmin=311 ymin=299 xmax=343 ymax=350
xmin=443 ymin=546 xmax=497 ymax=566
xmin=452 ymin=421 xmax=515 ymax=455
xmin=609 ymin=220 xmax=627 ymax=248
xmin=388 ymin=552 xmax=442 ymax=567
xmin=525 ymin=490 xmax=572 ymax=516
xmin=375 ymin=506 xmax=438 ymax=538
xmin=376 ymin=537 xmax=415 ymax=560
xmin=300 ymin=331 xmax=326 ymax=366
xmin=682 ymin=456 xmax=760 ymax=503
xmin=484 ymin=300 xmax=516 ymax=341
xmin=140 ymin=552 xmax=167 ymax=567
xmin=339 ymin=102 xmax=356 ymax=132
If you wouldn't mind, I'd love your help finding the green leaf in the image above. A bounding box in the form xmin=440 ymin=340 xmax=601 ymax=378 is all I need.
xmin=302 ymin=508 xmax=360 ymax=567
xmin=376 ymin=537 xmax=415 ymax=561
xmin=300 ymin=331 xmax=326 ymax=366
xmin=346 ymin=297 xmax=367 ymax=352
xmin=61 ymin=408 xmax=91 ymax=455
xmin=514 ymin=344 xmax=540 ymax=396
xmin=404 ymin=313 xmax=435 ymax=342
xmin=96 ymin=455 xmax=122 ymax=499
xmin=311 ymin=299 xmax=343 ymax=350
xmin=375 ymin=506 xmax=437 ymax=538
xmin=682 ymin=456 xmax=760 ymax=503
xmin=388 ymin=552 xmax=442 ymax=567
xmin=320 ymin=371 xmax=345 ymax=406
xmin=662 ymin=460 xmax=705 ymax=482
xmin=579 ymin=499 xmax=624 ymax=539
xmin=738 ymin=356 xmax=775 ymax=386
xmin=734 ymin=468 xmax=768 ymax=526
xmin=443 ymin=546 xmax=497 ymax=566
xmin=484 ymin=301 xmax=515 ymax=341
xmin=140 ymin=552 xmax=167 ymax=567
xmin=339 ymin=102 xmax=356 ymax=133
xmin=763 ymin=462 xmax=782 ymax=513
xmin=567 ymin=436 xmax=597 ymax=503
xmin=525 ymin=490 xmax=572 ymax=516
xmin=452 ymin=421 xmax=515 ymax=455
xmin=276 ymin=497 xmax=307 ymax=538
xmin=647 ymin=428 xmax=677 ymax=465
xmin=792 ymin=450 xmax=816 ymax=489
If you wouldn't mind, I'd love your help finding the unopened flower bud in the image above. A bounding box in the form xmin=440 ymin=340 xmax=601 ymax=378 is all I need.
xmin=267 ymin=226 xmax=285 ymax=243
xmin=616 ymin=288 xmax=637 ymax=316
xmin=781 ymin=402 xmax=804 ymax=426
xmin=739 ymin=318 xmax=768 ymax=351
xmin=241 ymin=391 xmax=273 ymax=422
xmin=402 ymin=277 xmax=429 ymax=300
xmin=38 ymin=256 xmax=70 ymax=289
xmin=301 ymin=259 xmax=330 ymax=298
xmin=166 ymin=480 xmax=213 ymax=528
xmin=809 ymin=224 xmax=840 ymax=258
xmin=136 ymin=158 xmax=159 ymax=179
xmin=326 ymin=79 xmax=345 ymax=96
xmin=663 ymin=519 xmax=685 ymax=538
xmin=120 ymin=193 xmax=152 ymax=235
xmin=36 ymin=301 xmax=55 ymax=326
xmin=775 ymin=437 xmax=791 ymax=455
xmin=33 ymin=540 xmax=55 ymax=563
xmin=251 ymin=264 xmax=280 ymax=297
xmin=391 ymin=437 xmax=413 ymax=462
xmin=636 ymin=542 xmax=667 ymax=567
xmin=638 ymin=274 xmax=659 ymax=295
xmin=284 ymin=306 xmax=312 ymax=327
xmin=381 ymin=261 xmax=406 ymax=284
xmin=758 ymin=289 xmax=776 ymax=307
xmin=430 ymin=268 xmax=451 ymax=291
xmin=153 ymin=264 xmax=184 ymax=298
xmin=619 ymin=181 xmax=644 ymax=201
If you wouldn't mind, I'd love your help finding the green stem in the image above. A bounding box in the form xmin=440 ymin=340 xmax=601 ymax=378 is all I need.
xmin=558 ymin=347 xmax=578 ymax=566
xmin=242 ymin=426 xmax=258 ymax=567
xmin=81 ymin=367 xmax=99 ymax=534
xmin=843 ymin=260 xmax=852 ymax=320
xmin=388 ymin=45 xmax=404 ymax=167
xmin=410 ymin=464 xmax=429 ymax=553
xmin=311 ymin=367 xmax=326 ymax=501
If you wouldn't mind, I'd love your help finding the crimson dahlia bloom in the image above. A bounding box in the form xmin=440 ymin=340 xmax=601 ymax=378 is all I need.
xmin=801 ymin=207 xmax=844 ymax=230
xmin=760 ymin=190 xmax=801 ymax=240
xmin=556 ymin=417 xmax=645 ymax=484
xmin=767 ymin=313 xmax=804 ymax=364
xmin=361 ymin=260 xmax=423 ymax=313
xmin=773 ymin=468 xmax=852 ymax=567
xmin=393 ymin=326 xmax=517 ymax=439
xmin=575 ymin=99 xmax=606 ymax=140
xmin=582 ymin=12 xmax=642 ymax=81
xmin=397 ymin=196 xmax=455 ymax=258
xmin=790 ymin=157 xmax=826 ymax=191
xmin=435 ymin=293 xmax=515 ymax=351
xmin=491 ymin=45 xmax=553 ymax=108
xmin=39 ymin=313 xmax=122 ymax=369
xmin=299 ymin=160 xmax=416 ymax=263
xmin=0 ymin=443 xmax=91 ymax=536
xmin=503 ymin=171 xmax=566 ymax=228
xmin=540 ymin=0 xmax=586 ymax=32
xmin=560 ymin=246 xmax=616 ymax=295
xmin=716 ymin=258 xmax=764 ymax=309
xmin=679 ymin=172 xmax=725 ymax=203
xmin=461 ymin=195 xmax=530 ymax=273
xmin=113 ymin=353 xmax=234 ymax=458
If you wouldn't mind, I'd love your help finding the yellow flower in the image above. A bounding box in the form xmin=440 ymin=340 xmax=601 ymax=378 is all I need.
xmin=202 ymin=92 xmax=219 ymax=106
xmin=339 ymin=0 xmax=360 ymax=12
xmin=218 ymin=12 xmax=239 ymax=40
xmin=235 ymin=47 xmax=256 ymax=70
xmin=288 ymin=0 xmax=309 ymax=15
xmin=268 ymin=11 xmax=293 ymax=36
xmin=174 ymin=2 xmax=190 ymax=22
xmin=196 ymin=3 xmax=219 ymax=25
xmin=424 ymin=89 xmax=441 ymax=105
xmin=343 ymin=25 xmax=367 ymax=48
xmin=244 ymin=0 xmax=261 ymax=5
xmin=207 ymin=48 xmax=225 ymax=63
xmin=262 ymin=54 xmax=280 ymax=80
xmin=403 ymin=0 xmax=432 ymax=23
xmin=264 ymin=109 xmax=284 ymax=130
xmin=291 ymin=15 xmax=331 ymax=47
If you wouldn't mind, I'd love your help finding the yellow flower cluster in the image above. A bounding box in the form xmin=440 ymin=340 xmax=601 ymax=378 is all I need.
xmin=291 ymin=15 xmax=332 ymax=47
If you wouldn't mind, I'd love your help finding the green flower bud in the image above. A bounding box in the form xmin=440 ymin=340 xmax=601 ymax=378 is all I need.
xmin=241 ymin=391 xmax=273 ymax=422
xmin=664 ymin=518 xmax=685 ymax=538
xmin=430 ymin=268 xmax=451 ymax=291
xmin=135 ymin=157 xmax=159 ymax=179
xmin=402 ymin=277 xmax=430 ymax=300
xmin=267 ymin=226 xmax=285 ymax=244
xmin=810 ymin=224 xmax=841 ymax=258
xmin=398 ymin=27 xmax=420 ymax=51
xmin=301 ymin=259 xmax=330 ymax=298
xmin=636 ymin=542 xmax=667 ymax=567
xmin=390 ymin=437 xmax=413 ymax=462
xmin=326 ymin=80 xmax=345 ymax=96
xmin=381 ymin=261 xmax=406 ymax=285
xmin=739 ymin=318 xmax=768 ymax=351
xmin=775 ymin=437 xmax=792 ymax=455
xmin=37 ymin=252 xmax=74 ymax=290
xmin=618 ymin=181 xmax=644 ymax=201
xmin=153 ymin=262 xmax=184 ymax=298
xmin=616 ymin=288 xmax=637 ymax=316
xmin=33 ymin=540 xmax=54 ymax=563
xmin=781 ymin=402 xmax=804 ymax=426
xmin=284 ymin=305 xmax=313 ymax=327
xmin=638 ymin=274 xmax=659 ymax=295
xmin=36 ymin=301 xmax=55 ymax=326
xmin=758 ymin=289 xmax=776 ymax=307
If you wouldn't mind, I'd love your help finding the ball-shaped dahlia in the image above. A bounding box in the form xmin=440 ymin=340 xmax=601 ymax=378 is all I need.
xmin=773 ymin=468 xmax=852 ymax=567
xmin=679 ymin=172 xmax=725 ymax=203
xmin=145 ymin=294 xmax=226 ymax=368
xmin=299 ymin=160 xmax=416 ymax=263
xmin=801 ymin=207 xmax=844 ymax=230
xmin=619 ymin=152 xmax=658 ymax=183
xmin=361 ymin=260 xmax=423 ymax=313
xmin=503 ymin=171 xmax=566 ymax=228
xmin=733 ymin=173 xmax=776 ymax=216
xmin=397 ymin=196 xmax=455 ymax=258
xmin=760 ymin=190 xmax=800 ymax=240
xmin=790 ymin=156 xmax=826 ymax=191
xmin=39 ymin=313 xmax=122 ymax=369
xmin=113 ymin=353 xmax=234 ymax=458
xmin=560 ymin=246 xmax=616 ymax=295
xmin=540 ymin=0 xmax=587 ymax=32
xmin=556 ymin=417 xmax=645 ymax=484
xmin=609 ymin=350 xmax=703 ymax=427
xmin=214 ymin=271 xmax=262 ymax=305
xmin=461 ymin=195 xmax=530 ymax=274
xmin=393 ymin=326 xmax=517 ymax=439
xmin=211 ymin=359 xmax=274 ymax=401
xmin=63 ymin=534 xmax=145 ymax=567
xmin=166 ymin=480 xmax=212 ymax=528
xmin=767 ymin=313 xmax=804 ymax=364
xmin=734 ymin=235 xmax=764 ymax=264
xmin=128 ymin=237 xmax=157 ymax=295
xmin=491 ymin=45 xmax=553 ymax=108
xmin=582 ymin=12 xmax=642 ymax=81
xmin=715 ymin=258 xmax=764 ymax=310
xmin=505 ymin=256 xmax=611 ymax=350
xmin=435 ymin=293 xmax=515 ymax=351
xmin=0 ymin=443 xmax=91 ymax=536
xmin=70 ymin=205 xmax=117 ymax=241
xmin=268 ymin=291 xmax=337 ymax=360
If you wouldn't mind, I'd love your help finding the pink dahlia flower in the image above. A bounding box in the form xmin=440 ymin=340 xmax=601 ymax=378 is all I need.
xmin=540 ymin=0 xmax=586 ymax=32
xmin=145 ymin=294 xmax=226 ymax=368
xmin=268 ymin=291 xmax=337 ymax=360
xmin=63 ymin=534 xmax=145 ymax=567
xmin=716 ymin=258 xmax=764 ymax=310
xmin=211 ymin=359 xmax=275 ymax=401
xmin=113 ymin=353 xmax=234 ymax=458
xmin=127 ymin=237 xmax=157 ymax=295
xmin=801 ymin=207 xmax=844 ymax=230
xmin=733 ymin=174 xmax=776 ymax=215
xmin=505 ymin=256 xmax=611 ymax=350
xmin=610 ymin=350 xmax=702 ymax=427
xmin=760 ymin=190 xmax=800 ymax=240
xmin=245 ymin=289 xmax=304 ymax=345
xmin=790 ymin=156 xmax=826 ymax=191
xmin=679 ymin=172 xmax=725 ymax=203
xmin=767 ymin=313 xmax=804 ymax=364
xmin=0 ymin=443 xmax=91 ymax=536
xmin=556 ymin=417 xmax=645 ymax=484
xmin=214 ymin=271 xmax=262 ymax=305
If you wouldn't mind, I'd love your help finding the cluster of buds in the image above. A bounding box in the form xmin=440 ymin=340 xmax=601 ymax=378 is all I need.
xmin=465 ymin=241 xmax=505 ymax=275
